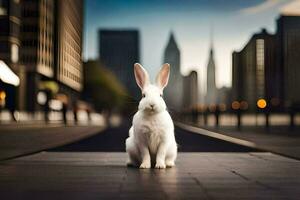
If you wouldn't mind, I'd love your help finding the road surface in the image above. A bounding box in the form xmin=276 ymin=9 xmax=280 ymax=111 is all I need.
xmin=50 ymin=121 xmax=258 ymax=152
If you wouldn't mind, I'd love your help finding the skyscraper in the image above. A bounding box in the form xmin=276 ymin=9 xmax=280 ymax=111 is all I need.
xmin=277 ymin=15 xmax=300 ymax=109
xmin=205 ymin=43 xmax=217 ymax=105
xmin=183 ymin=70 xmax=198 ymax=110
xmin=21 ymin=0 xmax=55 ymax=111
xmin=55 ymin=0 xmax=83 ymax=97
xmin=20 ymin=0 xmax=83 ymax=112
xmin=99 ymin=30 xmax=140 ymax=100
xmin=231 ymin=29 xmax=277 ymax=111
xmin=163 ymin=32 xmax=183 ymax=113
xmin=0 ymin=0 xmax=84 ymax=112
xmin=232 ymin=51 xmax=243 ymax=102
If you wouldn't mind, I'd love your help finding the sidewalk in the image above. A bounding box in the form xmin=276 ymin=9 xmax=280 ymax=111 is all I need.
xmin=0 ymin=123 xmax=105 ymax=160
xmin=180 ymin=122 xmax=300 ymax=160
xmin=0 ymin=152 xmax=299 ymax=199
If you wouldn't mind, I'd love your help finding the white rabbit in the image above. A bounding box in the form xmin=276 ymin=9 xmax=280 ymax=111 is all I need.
xmin=125 ymin=63 xmax=177 ymax=169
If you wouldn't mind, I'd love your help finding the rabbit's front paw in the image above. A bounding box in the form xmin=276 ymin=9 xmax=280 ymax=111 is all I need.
xmin=155 ymin=162 xmax=166 ymax=169
xmin=166 ymin=161 xmax=175 ymax=168
xmin=139 ymin=162 xmax=151 ymax=169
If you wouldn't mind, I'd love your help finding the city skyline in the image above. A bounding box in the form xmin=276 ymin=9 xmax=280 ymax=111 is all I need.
xmin=83 ymin=0 xmax=300 ymax=89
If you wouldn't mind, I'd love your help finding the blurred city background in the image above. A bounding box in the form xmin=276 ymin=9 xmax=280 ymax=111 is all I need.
xmin=1 ymin=0 xmax=300 ymax=129
xmin=1 ymin=1 xmax=300 ymax=199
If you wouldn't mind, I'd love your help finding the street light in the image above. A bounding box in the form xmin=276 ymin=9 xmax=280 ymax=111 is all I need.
xmin=231 ymin=101 xmax=240 ymax=110
xmin=257 ymin=99 xmax=267 ymax=109
xmin=0 ymin=91 xmax=6 ymax=100
xmin=240 ymin=101 xmax=248 ymax=110
xmin=219 ymin=103 xmax=226 ymax=112
xmin=257 ymin=98 xmax=269 ymax=129
xmin=0 ymin=90 xmax=6 ymax=108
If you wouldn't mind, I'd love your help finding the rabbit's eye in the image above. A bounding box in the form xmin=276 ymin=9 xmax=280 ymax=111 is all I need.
xmin=160 ymin=94 xmax=163 ymax=97
xmin=142 ymin=94 xmax=145 ymax=98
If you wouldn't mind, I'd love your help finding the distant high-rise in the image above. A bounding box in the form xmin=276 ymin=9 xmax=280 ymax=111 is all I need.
xmin=55 ymin=0 xmax=83 ymax=92
xmin=183 ymin=70 xmax=198 ymax=110
xmin=205 ymin=43 xmax=217 ymax=105
xmin=232 ymin=29 xmax=277 ymax=111
xmin=99 ymin=30 xmax=140 ymax=100
xmin=277 ymin=15 xmax=300 ymax=108
xmin=163 ymin=32 xmax=184 ymax=112
xmin=231 ymin=51 xmax=243 ymax=102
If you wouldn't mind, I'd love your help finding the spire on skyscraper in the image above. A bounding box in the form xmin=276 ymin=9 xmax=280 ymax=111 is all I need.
xmin=209 ymin=24 xmax=214 ymax=56
xmin=166 ymin=31 xmax=179 ymax=51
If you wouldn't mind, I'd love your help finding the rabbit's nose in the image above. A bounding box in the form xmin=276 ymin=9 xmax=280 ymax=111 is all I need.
xmin=150 ymin=104 xmax=155 ymax=108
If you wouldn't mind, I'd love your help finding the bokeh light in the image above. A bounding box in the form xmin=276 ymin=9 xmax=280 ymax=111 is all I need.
xmin=0 ymin=91 xmax=6 ymax=100
xmin=240 ymin=101 xmax=249 ymax=110
xmin=219 ymin=103 xmax=226 ymax=112
xmin=257 ymin=99 xmax=267 ymax=109
xmin=231 ymin=101 xmax=240 ymax=110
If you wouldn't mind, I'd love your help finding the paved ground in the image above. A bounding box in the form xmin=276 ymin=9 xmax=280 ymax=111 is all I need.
xmin=1 ymin=121 xmax=299 ymax=199
xmin=0 ymin=124 xmax=105 ymax=160
xmin=0 ymin=152 xmax=299 ymax=200
xmin=50 ymin=121 xmax=258 ymax=152
xmin=200 ymin=124 xmax=300 ymax=159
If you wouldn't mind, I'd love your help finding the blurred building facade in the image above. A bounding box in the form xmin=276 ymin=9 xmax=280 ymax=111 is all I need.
xmin=0 ymin=0 xmax=83 ymax=112
xmin=0 ymin=0 xmax=21 ymax=111
xmin=277 ymin=15 xmax=300 ymax=109
xmin=183 ymin=70 xmax=198 ymax=110
xmin=232 ymin=29 xmax=277 ymax=111
xmin=232 ymin=15 xmax=300 ymax=112
xmin=21 ymin=0 xmax=55 ymax=111
xmin=231 ymin=51 xmax=242 ymax=103
xmin=0 ymin=0 xmax=21 ymax=71
xmin=217 ymin=86 xmax=231 ymax=107
xmin=98 ymin=30 xmax=140 ymax=100
xmin=163 ymin=33 xmax=184 ymax=113
xmin=55 ymin=0 xmax=83 ymax=104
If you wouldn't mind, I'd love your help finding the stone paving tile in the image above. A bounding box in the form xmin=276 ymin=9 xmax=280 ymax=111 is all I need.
xmin=0 ymin=126 xmax=105 ymax=160
xmin=190 ymin=123 xmax=300 ymax=160
xmin=0 ymin=152 xmax=299 ymax=200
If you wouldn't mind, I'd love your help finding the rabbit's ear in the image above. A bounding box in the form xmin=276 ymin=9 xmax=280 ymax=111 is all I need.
xmin=134 ymin=63 xmax=149 ymax=90
xmin=156 ymin=63 xmax=170 ymax=89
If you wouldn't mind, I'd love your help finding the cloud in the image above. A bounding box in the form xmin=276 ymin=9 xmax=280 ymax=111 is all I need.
xmin=239 ymin=0 xmax=286 ymax=15
xmin=280 ymin=0 xmax=300 ymax=15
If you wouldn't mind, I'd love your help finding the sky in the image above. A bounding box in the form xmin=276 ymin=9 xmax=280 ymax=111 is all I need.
xmin=83 ymin=0 xmax=299 ymax=93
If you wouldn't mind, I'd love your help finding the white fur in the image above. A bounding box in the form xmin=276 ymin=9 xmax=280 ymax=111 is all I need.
xmin=125 ymin=63 xmax=177 ymax=169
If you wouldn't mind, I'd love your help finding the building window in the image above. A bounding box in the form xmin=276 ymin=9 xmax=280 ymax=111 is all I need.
xmin=11 ymin=44 xmax=19 ymax=63
xmin=0 ymin=7 xmax=6 ymax=16
xmin=256 ymin=39 xmax=265 ymax=98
